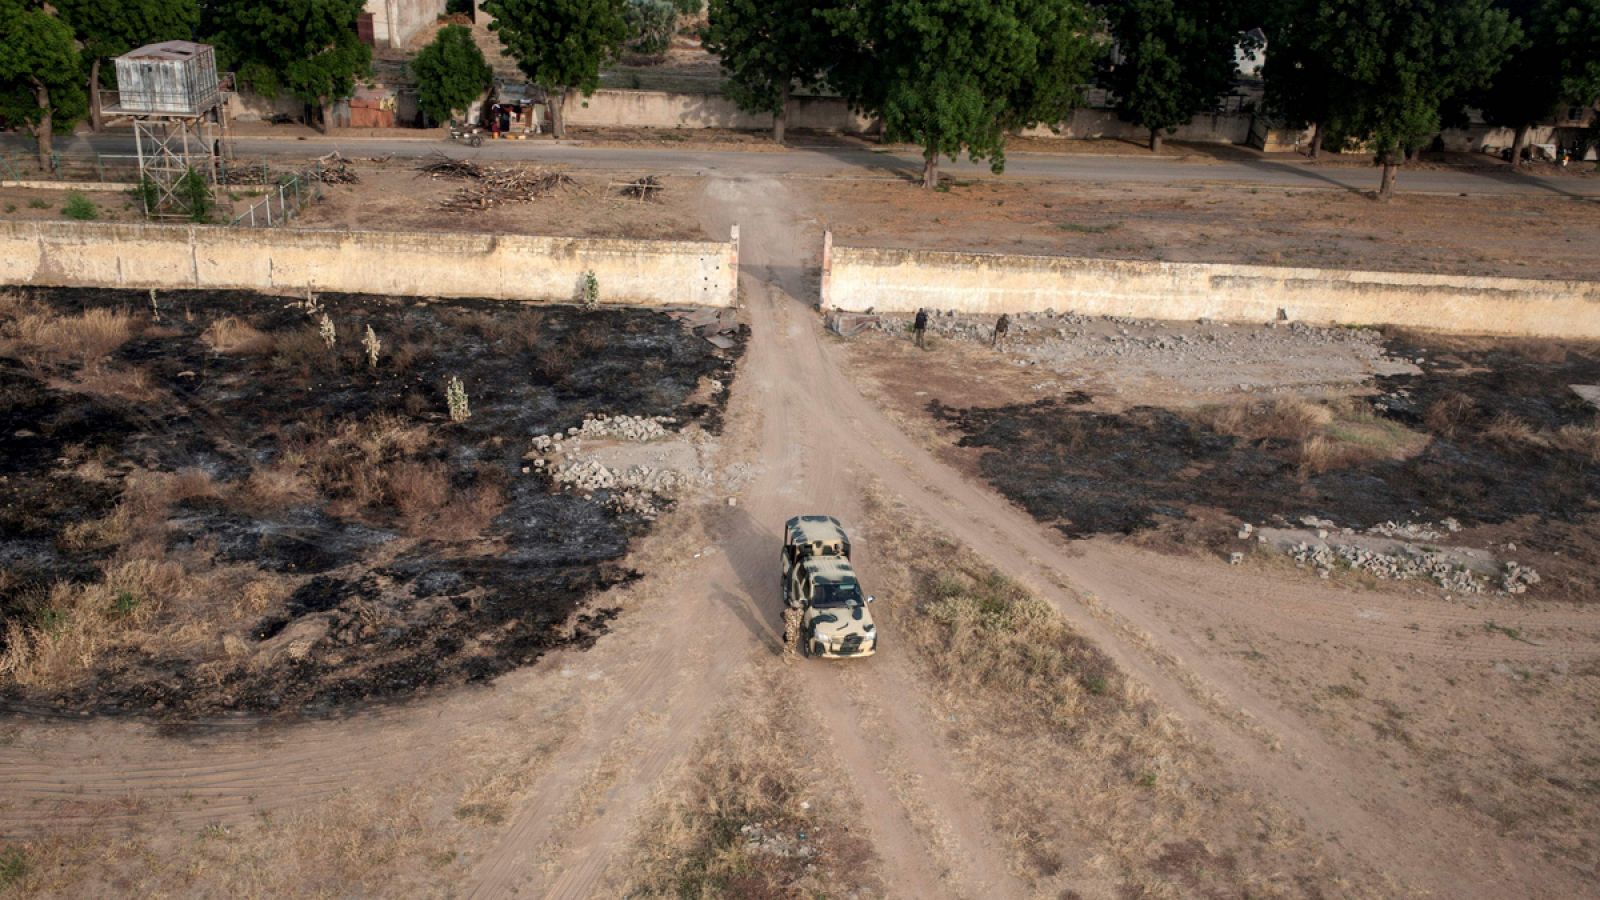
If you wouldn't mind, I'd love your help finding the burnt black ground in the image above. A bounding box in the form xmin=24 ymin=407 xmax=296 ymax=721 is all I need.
xmin=0 ymin=287 xmax=742 ymax=719
xmin=934 ymin=332 xmax=1600 ymax=598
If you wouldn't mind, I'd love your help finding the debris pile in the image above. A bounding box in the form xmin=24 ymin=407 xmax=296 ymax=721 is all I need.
xmin=528 ymin=415 xmax=693 ymax=519
xmin=616 ymin=175 xmax=664 ymax=201
xmin=314 ymin=152 xmax=361 ymax=184
xmin=739 ymin=822 xmax=817 ymax=860
xmin=1284 ymin=540 xmax=1538 ymax=596
xmin=417 ymin=153 xmax=578 ymax=209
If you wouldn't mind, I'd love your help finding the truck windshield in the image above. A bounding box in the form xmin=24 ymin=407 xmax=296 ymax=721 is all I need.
xmin=813 ymin=582 xmax=863 ymax=608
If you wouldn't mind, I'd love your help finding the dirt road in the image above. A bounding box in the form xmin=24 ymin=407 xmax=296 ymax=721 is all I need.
xmin=4 ymin=173 xmax=1597 ymax=898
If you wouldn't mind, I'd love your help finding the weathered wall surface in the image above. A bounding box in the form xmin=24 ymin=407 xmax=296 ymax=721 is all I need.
xmin=562 ymin=90 xmax=877 ymax=134
xmin=1020 ymin=109 xmax=1253 ymax=144
xmin=0 ymin=222 xmax=738 ymax=308
xmin=561 ymin=89 xmax=1244 ymax=142
xmin=366 ymin=0 xmax=445 ymax=48
xmin=822 ymin=240 xmax=1600 ymax=339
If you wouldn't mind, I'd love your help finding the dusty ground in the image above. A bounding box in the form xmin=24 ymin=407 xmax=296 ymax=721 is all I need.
xmin=838 ymin=312 xmax=1600 ymax=888
xmin=0 ymin=287 xmax=739 ymax=719
xmin=0 ymin=186 xmax=141 ymax=224
xmin=289 ymin=158 xmax=708 ymax=240
xmin=4 ymin=173 xmax=1600 ymax=900
xmin=812 ymin=177 xmax=1600 ymax=279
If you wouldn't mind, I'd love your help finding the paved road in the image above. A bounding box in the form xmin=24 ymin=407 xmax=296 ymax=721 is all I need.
xmin=10 ymin=131 xmax=1600 ymax=198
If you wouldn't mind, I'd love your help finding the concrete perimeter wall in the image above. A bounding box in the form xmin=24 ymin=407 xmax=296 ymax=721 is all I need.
xmin=0 ymin=221 xmax=739 ymax=308
xmin=563 ymin=89 xmax=878 ymax=134
xmin=821 ymin=238 xmax=1600 ymax=339
xmin=562 ymin=89 xmax=1247 ymax=143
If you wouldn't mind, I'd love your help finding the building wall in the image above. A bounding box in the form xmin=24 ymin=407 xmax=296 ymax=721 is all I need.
xmin=366 ymin=0 xmax=446 ymax=49
xmin=561 ymin=89 xmax=878 ymax=133
xmin=821 ymin=240 xmax=1600 ymax=339
xmin=562 ymin=89 xmax=1250 ymax=142
xmin=0 ymin=222 xmax=738 ymax=308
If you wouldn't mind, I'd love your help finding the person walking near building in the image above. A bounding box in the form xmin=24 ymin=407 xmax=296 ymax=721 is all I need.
xmin=913 ymin=307 xmax=929 ymax=349
xmin=992 ymin=313 xmax=1011 ymax=349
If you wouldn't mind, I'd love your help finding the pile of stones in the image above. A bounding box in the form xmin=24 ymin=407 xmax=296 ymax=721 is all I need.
xmin=527 ymin=414 xmax=690 ymax=520
xmin=739 ymin=822 xmax=817 ymax=860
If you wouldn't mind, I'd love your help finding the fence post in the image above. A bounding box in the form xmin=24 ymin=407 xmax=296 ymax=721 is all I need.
xmin=265 ymin=192 xmax=273 ymax=227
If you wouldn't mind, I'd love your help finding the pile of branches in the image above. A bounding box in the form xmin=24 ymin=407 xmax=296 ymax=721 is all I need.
xmin=617 ymin=175 xmax=664 ymax=201
xmin=314 ymin=152 xmax=360 ymax=184
xmin=220 ymin=160 xmax=275 ymax=185
xmin=418 ymin=154 xmax=578 ymax=210
xmin=417 ymin=154 xmax=485 ymax=179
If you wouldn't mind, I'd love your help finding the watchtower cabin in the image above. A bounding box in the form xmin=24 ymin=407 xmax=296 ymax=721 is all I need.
xmin=109 ymin=41 xmax=229 ymax=219
xmin=112 ymin=41 xmax=220 ymax=116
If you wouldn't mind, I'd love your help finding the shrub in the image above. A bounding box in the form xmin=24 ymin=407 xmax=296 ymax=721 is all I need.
xmin=201 ymin=316 xmax=275 ymax=354
xmin=62 ymin=193 xmax=98 ymax=220
xmin=625 ymin=0 xmax=677 ymax=56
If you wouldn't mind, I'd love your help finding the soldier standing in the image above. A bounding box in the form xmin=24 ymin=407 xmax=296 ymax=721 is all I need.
xmin=913 ymin=307 xmax=929 ymax=349
xmin=783 ymin=606 xmax=803 ymax=657
xmin=992 ymin=313 xmax=1011 ymax=349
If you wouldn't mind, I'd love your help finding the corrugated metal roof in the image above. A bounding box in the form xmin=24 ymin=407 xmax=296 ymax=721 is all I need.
xmin=122 ymin=40 xmax=208 ymax=61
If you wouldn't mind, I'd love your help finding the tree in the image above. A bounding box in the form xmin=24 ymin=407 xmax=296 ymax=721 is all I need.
xmin=54 ymin=0 xmax=198 ymax=131
xmin=483 ymin=0 xmax=629 ymax=138
xmin=625 ymin=0 xmax=678 ymax=58
xmin=1261 ymin=0 xmax=1337 ymax=157
xmin=1315 ymin=0 xmax=1518 ymax=198
xmin=702 ymin=0 xmax=833 ymax=143
xmin=0 ymin=2 xmax=88 ymax=169
xmin=1476 ymin=0 xmax=1600 ymax=168
xmin=827 ymin=0 xmax=1099 ymax=189
xmin=412 ymin=24 xmax=492 ymax=125
xmin=1101 ymin=0 xmax=1248 ymax=152
xmin=205 ymin=0 xmax=372 ymax=132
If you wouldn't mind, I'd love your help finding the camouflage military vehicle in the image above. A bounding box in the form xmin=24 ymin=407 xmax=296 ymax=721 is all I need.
xmin=782 ymin=515 xmax=877 ymax=658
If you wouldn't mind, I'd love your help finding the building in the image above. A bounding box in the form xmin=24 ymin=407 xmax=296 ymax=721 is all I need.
xmin=361 ymin=0 xmax=447 ymax=51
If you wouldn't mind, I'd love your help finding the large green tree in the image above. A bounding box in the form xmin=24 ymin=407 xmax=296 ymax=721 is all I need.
xmin=54 ymin=0 xmax=198 ymax=131
xmin=1261 ymin=0 xmax=1338 ymax=157
xmin=1315 ymin=0 xmax=1518 ymax=198
xmin=1101 ymin=0 xmax=1248 ymax=152
xmin=702 ymin=0 xmax=833 ymax=143
xmin=827 ymin=0 xmax=1098 ymax=189
xmin=205 ymin=0 xmax=371 ymax=132
xmin=412 ymin=24 xmax=492 ymax=126
xmin=1476 ymin=0 xmax=1600 ymax=167
xmin=0 ymin=1 xmax=88 ymax=169
xmin=483 ymin=0 xmax=629 ymax=138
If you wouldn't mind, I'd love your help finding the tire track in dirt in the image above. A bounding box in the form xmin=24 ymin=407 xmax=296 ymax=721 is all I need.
xmin=798 ymin=315 xmax=1592 ymax=897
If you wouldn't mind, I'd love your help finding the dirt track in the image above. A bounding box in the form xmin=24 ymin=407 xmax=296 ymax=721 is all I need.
xmin=4 ymin=177 xmax=1599 ymax=897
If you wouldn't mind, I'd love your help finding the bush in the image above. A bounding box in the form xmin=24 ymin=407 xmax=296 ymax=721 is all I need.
xmin=625 ymin=0 xmax=677 ymax=56
xmin=178 ymin=167 xmax=213 ymax=222
xmin=412 ymin=24 xmax=493 ymax=125
xmin=61 ymin=192 xmax=97 ymax=219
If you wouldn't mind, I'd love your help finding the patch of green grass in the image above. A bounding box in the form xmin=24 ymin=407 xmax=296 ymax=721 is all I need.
xmin=1485 ymin=621 xmax=1537 ymax=645
xmin=1058 ymin=222 xmax=1121 ymax=234
xmin=62 ymin=192 xmax=99 ymax=221
xmin=27 ymin=198 xmax=49 ymax=210
xmin=1328 ymin=683 xmax=1362 ymax=700
xmin=0 ymin=845 xmax=28 ymax=889
xmin=3 ymin=203 xmax=15 ymax=213
xmin=111 ymin=590 xmax=140 ymax=617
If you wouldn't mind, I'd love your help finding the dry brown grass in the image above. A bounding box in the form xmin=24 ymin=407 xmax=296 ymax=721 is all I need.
xmin=1550 ymin=422 xmax=1600 ymax=463
xmin=201 ymin=316 xmax=275 ymax=355
xmin=59 ymin=366 xmax=158 ymax=402
xmin=8 ymin=306 xmax=136 ymax=369
xmin=627 ymin=661 xmax=883 ymax=898
xmin=0 ymin=786 xmax=449 ymax=897
xmin=235 ymin=464 xmax=319 ymax=512
xmin=1424 ymin=392 xmax=1477 ymax=438
xmin=1196 ymin=397 xmax=1423 ymax=475
xmin=865 ymin=488 xmax=1338 ymax=896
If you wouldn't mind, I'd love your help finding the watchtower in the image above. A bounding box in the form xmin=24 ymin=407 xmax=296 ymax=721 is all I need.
xmin=108 ymin=41 xmax=230 ymax=218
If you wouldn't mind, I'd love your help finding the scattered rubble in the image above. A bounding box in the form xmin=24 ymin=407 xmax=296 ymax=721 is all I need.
xmin=616 ymin=175 xmax=665 ymax=202
xmin=739 ymin=822 xmax=817 ymax=860
xmin=528 ymin=414 xmax=709 ymax=520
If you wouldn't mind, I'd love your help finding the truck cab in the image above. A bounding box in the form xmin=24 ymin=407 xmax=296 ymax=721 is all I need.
xmin=782 ymin=515 xmax=877 ymax=658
